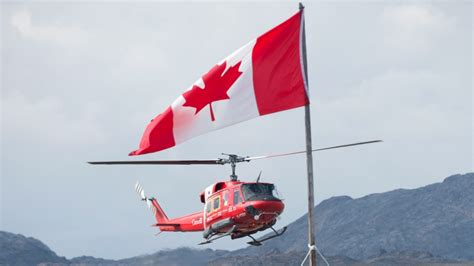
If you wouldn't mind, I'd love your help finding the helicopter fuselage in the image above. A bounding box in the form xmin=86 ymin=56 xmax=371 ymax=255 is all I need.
xmin=151 ymin=180 xmax=284 ymax=241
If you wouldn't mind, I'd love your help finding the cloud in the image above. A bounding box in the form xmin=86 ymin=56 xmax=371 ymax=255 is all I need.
xmin=10 ymin=10 xmax=89 ymax=46
xmin=317 ymin=69 xmax=466 ymax=140
xmin=381 ymin=5 xmax=455 ymax=52
xmin=2 ymin=93 xmax=105 ymax=150
xmin=118 ymin=41 xmax=167 ymax=72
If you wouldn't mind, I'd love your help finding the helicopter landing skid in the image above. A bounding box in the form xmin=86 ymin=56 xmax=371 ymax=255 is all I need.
xmin=247 ymin=226 xmax=287 ymax=246
xmin=198 ymin=225 xmax=237 ymax=245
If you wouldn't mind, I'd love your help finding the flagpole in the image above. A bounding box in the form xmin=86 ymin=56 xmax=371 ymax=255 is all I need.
xmin=299 ymin=3 xmax=317 ymax=266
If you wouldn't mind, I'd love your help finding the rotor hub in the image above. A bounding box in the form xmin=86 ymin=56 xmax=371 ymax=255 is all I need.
xmin=219 ymin=154 xmax=249 ymax=181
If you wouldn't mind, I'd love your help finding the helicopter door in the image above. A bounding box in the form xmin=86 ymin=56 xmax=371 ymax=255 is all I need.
xmin=222 ymin=190 xmax=230 ymax=212
xmin=229 ymin=187 xmax=244 ymax=218
xmin=205 ymin=195 xmax=222 ymax=226
xmin=204 ymin=200 xmax=212 ymax=227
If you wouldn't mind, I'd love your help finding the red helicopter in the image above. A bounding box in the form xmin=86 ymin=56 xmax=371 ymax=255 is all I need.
xmin=89 ymin=140 xmax=380 ymax=246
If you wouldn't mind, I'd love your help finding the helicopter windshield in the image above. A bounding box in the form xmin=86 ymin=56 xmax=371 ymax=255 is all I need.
xmin=241 ymin=183 xmax=280 ymax=201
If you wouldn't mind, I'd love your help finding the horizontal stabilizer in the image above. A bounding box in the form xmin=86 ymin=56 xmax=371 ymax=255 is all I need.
xmin=153 ymin=223 xmax=180 ymax=227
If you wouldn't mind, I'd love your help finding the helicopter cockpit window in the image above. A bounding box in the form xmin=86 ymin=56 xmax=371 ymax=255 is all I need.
xmin=206 ymin=201 xmax=212 ymax=213
xmin=241 ymin=184 xmax=280 ymax=201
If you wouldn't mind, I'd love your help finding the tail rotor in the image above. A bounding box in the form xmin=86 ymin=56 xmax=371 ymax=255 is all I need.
xmin=134 ymin=182 xmax=169 ymax=223
xmin=135 ymin=182 xmax=151 ymax=209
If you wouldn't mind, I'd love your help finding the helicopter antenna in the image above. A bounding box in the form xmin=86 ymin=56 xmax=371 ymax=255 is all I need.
xmin=256 ymin=171 xmax=262 ymax=183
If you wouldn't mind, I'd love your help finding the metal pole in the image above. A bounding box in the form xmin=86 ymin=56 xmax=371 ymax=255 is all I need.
xmin=299 ymin=3 xmax=317 ymax=266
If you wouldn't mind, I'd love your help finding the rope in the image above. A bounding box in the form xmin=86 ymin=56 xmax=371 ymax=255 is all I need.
xmin=300 ymin=244 xmax=330 ymax=266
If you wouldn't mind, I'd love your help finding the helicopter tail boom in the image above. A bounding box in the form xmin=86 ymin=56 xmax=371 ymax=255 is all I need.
xmin=135 ymin=182 xmax=204 ymax=232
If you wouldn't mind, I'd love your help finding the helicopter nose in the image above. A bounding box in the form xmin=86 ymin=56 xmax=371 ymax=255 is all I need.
xmin=249 ymin=200 xmax=285 ymax=216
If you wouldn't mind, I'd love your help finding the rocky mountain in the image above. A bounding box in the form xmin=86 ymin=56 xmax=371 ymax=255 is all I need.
xmin=0 ymin=231 xmax=68 ymax=265
xmin=1 ymin=173 xmax=473 ymax=265
xmin=0 ymin=233 xmax=469 ymax=266
xmin=233 ymin=173 xmax=474 ymax=261
xmin=113 ymin=248 xmax=229 ymax=266
xmin=208 ymin=250 xmax=473 ymax=266
xmin=0 ymin=234 xmax=226 ymax=266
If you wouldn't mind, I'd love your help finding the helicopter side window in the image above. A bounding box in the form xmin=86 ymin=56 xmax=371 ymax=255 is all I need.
xmin=233 ymin=189 xmax=242 ymax=205
xmin=213 ymin=196 xmax=220 ymax=211
xmin=223 ymin=191 xmax=229 ymax=206
xmin=206 ymin=201 xmax=212 ymax=214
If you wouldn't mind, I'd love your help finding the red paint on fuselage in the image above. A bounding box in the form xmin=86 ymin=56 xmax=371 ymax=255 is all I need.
xmin=152 ymin=180 xmax=284 ymax=238
xmin=230 ymin=200 xmax=284 ymax=232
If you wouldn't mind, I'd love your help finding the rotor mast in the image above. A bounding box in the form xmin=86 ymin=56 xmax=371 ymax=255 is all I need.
xmin=230 ymin=160 xmax=237 ymax=181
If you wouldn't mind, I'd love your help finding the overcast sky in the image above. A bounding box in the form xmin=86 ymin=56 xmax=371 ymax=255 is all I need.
xmin=1 ymin=1 xmax=472 ymax=260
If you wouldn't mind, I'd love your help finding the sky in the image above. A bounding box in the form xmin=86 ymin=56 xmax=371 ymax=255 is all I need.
xmin=1 ymin=0 xmax=472 ymax=260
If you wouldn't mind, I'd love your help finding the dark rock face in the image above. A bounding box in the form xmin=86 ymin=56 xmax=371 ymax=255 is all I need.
xmin=68 ymin=255 xmax=117 ymax=265
xmin=208 ymin=251 xmax=360 ymax=266
xmin=208 ymin=250 xmax=468 ymax=266
xmin=235 ymin=173 xmax=474 ymax=261
xmin=116 ymin=248 xmax=229 ymax=266
xmin=44 ymin=248 xmax=230 ymax=266
xmin=0 ymin=231 xmax=67 ymax=265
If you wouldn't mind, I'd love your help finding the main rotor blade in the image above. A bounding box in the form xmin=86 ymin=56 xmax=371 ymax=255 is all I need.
xmin=246 ymin=140 xmax=382 ymax=161
xmin=88 ymin=140 xmax=382 ymax=166
xmin=88 ymin=159 xmax=222 ymax=165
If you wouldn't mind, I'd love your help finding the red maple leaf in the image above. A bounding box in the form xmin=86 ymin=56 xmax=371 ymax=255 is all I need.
xmin=182 ymin=61 xmax=243 ymax=121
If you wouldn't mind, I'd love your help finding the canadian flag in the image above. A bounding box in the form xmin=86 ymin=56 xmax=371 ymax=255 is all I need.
xmin=130 ymin=11 xmax=308 ymax=156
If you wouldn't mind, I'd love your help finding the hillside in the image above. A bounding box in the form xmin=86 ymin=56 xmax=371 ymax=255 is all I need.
xmin=233 ymin=173 xmax=474 ymax=260
xmin=1 ymin=172 xmax=472 ymax=265
xmin=0 ymin=231 xmax=68 ymax=265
